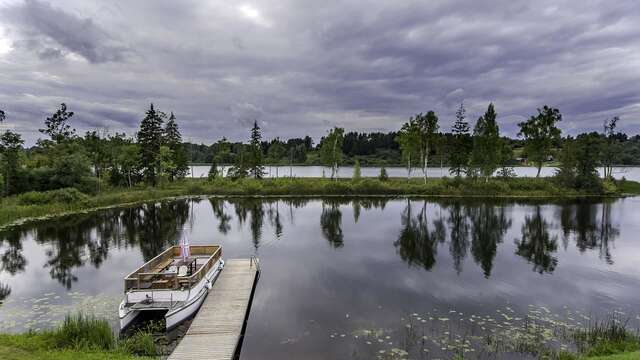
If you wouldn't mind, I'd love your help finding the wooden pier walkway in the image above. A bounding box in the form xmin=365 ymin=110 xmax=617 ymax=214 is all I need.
xmin=168 ymin=258 xmax=260 ymax=360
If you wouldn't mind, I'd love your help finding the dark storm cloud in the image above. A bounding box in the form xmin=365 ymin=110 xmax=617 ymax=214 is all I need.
xmin=2 ymin=0 xmax=127 ymax=63
xmin=0 ymin=0 xmax=638 ymax=145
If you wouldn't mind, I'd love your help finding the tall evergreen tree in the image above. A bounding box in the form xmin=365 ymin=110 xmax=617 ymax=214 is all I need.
xmin=163 ymin=112 xmax=189 ymax=180
xmin=137 ymin=103 xmax=165 ymax=186
xmin=518 ymin=106 xmax=562 ymax=177
xmin=39 ymin=103 xmax=76 ymax=144
xmin=248 ymin=121 xmax=264 ymax=179
xmin=449 ymin=102 xmax=471 ymax=177
xmin=0 ymin=109 xmax=5 ymax=123
xmin=470 ymin=103 xmax=501 ymax=181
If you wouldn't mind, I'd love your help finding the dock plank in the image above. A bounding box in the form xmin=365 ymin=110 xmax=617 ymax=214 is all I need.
xmin=168 ymin=258 xmax=259 ymax=360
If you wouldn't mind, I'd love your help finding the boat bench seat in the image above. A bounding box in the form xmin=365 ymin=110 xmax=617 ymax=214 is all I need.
xmin=151 ymin=258 xmax=174 ymax=273
xmin=151 ymin=279 xmax=171 ymax=289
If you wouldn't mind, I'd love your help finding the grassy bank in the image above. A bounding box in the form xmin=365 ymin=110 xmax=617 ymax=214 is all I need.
xmin=1 ymin=177 xmax=639 ymax=229
xmin=0 ymin=314 xmax=157 ymax=360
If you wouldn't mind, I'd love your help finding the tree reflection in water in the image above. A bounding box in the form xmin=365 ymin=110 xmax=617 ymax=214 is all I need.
xmin=468 ymin=202 xmax=512 ymax=278
xmin=0 ymin=230 xmax=27 ymax=304
xmin=515 ymin=205 xmax=558 ymax=274
xmin=559 ymin=200 xmax=619 ymax=264
xmin=394 ymin=200 xmax=445 ymax=271
xmin=0 ymin=196 xmax=623 ymax=306
xmin=321 ymin=200 xmax=344 ymax=248
xmin=447 ymin=201 xmax=469 ymax=275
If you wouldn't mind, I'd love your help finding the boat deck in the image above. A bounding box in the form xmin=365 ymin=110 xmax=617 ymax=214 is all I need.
xmin=168 ymin=258 xmax=260 ymax=360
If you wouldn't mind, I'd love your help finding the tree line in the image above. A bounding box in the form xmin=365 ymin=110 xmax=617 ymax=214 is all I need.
xmin=0 ymin=102 xmax=634 ymax=197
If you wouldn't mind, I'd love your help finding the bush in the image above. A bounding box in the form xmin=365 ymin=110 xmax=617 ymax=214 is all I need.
xmin=17 ymin=188 xmax=89 ymax=205
xmin=119 ymin=331 xmax=158 ymax=356
xmin=52 ymin=313 xmax=115 ymax=350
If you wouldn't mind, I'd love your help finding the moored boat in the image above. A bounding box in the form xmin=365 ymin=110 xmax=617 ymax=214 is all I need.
xmin=119 ymin=244 xmax=224 ymax=330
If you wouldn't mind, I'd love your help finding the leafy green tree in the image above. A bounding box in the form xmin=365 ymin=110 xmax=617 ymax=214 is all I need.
xmin=247 ymin=121 xmax=265 ymax=179
xmin=518 ymin=106 xmax=562 ymax=177
xmin=396 ymin=118 xmax=420 ymax=179
xmin=208 ymin=157 xmax=219 ymax=179
xmin=117 ymin=144 xmax=140 ymax=188
xmin=39 ymin=103 xmax=76 ymax=144
xmin=470 ymin=103 xmax=501 ymax=181
xmin=163 ymin=112 xmax=189 ymax=181
xmin=0 ymin=130 xmax=24 ymax=196
xmin=601 ymin=116 xmax=621 ymax=179
xmin=137 ymin=104 xmax=165 ymax=186
xmin=416 ymin=111 xmax=439 ymax=183
xmin=449 ymin=102 xmax=471 ymax=177
xmin=319 ymin=127 xmax=345 ymax=180
xmin=352 ymin=159 xmax=361 ymax=181
xmin=48 ymin=143 xmax=93 ymax=192
xmin=158 ymin=145 xmax=176 ymax=179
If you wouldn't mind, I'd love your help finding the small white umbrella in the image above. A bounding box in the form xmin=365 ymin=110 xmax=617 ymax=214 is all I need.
xmin=180 ymin=234 xmax=191 ymax=259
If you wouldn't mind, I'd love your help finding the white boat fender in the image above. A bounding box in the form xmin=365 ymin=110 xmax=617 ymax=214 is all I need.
xmin=206 ymin=281 xmax=213 ymax=290
xmin=219 ymin=259 xmax=225 ymax=270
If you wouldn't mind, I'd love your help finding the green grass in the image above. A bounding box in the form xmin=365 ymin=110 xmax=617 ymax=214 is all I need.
xmin=1 ymin=177 xmax=639 ymax=229
xmin=0 ymin=332 xmax=155 ymax=360
xmin=588 ymin=352 xmax=640 ymax=359
xmin=0 ymin=314 xmax=158 ymax=359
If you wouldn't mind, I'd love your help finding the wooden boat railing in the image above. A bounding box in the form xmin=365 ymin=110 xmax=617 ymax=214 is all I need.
xmin=124 ymin=245 xmax=222 ymax=292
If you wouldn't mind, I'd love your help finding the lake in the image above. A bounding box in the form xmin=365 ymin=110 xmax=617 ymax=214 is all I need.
xmin=1 ymin=197 xmax=639 ymax=359
xmin=188 ymin=165 xmax=640 ymax=181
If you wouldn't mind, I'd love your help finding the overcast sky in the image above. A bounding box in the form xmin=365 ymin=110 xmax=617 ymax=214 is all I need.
xmin=0 ymin=0 xmax=639 ymax=145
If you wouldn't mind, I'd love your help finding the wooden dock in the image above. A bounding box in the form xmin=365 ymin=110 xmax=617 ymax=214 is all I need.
xmin=168 ymin=258 xmax=260 ymax=360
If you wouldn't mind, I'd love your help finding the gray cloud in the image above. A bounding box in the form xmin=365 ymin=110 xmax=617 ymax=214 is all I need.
xmin=0 ymin=0 xmax=638 ymax=145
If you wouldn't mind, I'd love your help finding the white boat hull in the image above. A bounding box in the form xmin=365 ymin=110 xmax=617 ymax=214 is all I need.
xmin=119 ymin=258 xmax=224 ymax=331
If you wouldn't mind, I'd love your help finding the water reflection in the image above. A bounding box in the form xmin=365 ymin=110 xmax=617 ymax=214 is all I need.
xmin=559 ymin=200 xmax=619 ymax=264
xmin=515 ymin=205 xmax=558 ymax=274
xmin=447 ymin=201 xmax=469 ymax=275
xmin=320 ymin=200 xmax=344 ymax=248
xmin=394 ymin=200 xmax=444 ymax=270
xmin=0 ymin=197 xmax=624 ymax=310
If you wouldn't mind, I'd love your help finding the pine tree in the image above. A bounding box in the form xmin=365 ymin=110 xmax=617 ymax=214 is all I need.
xmin=248 ymin=121 xmax=264 ymax=179
xmin=449 ymin=102 xmax=471 ymax=177
xmin=163 ymin=112 xmax=189 ymax=180
xmin=470 ymin=103 xmax=501 ymax=181
xmin=0 ymin=109 xmax=5 ymax=123
xmin=137 ymin=103 xmax=165 ymax=186
xmin=39 ymin=103 xmax=76 ymax=144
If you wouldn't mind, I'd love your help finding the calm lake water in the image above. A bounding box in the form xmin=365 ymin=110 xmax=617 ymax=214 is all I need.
xmin=189 ymin=165 xmax=640 ymax=181
xmin=1 ymin=197 xmax=640 ymax=359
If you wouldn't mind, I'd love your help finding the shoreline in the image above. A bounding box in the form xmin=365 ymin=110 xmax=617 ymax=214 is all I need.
xmin=1 ymin=177 xmax=638 ymax=230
